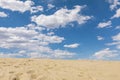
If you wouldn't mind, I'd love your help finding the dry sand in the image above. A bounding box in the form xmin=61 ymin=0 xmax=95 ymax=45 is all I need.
xmin=0 ymin=58 xmax=120 ymax=80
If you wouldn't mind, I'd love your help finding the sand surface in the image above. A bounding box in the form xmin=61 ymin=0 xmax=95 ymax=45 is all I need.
xmin=0 ymin=58 xmax=120 ymax=80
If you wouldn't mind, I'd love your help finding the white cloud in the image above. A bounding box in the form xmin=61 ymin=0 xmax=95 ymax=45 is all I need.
xmin=93 ymin=48 xmax=118 ymax=59
xmin=0 ymin=52 xmax=22 ymax=58
xmin=52 ymin=49 xmax=75 ymax=58
xmin=30 ymin=49 xmax=75 ymax=58
xmin=106 ymin=0 xmax=120 ymax=10
xmin=97 ymin=21 xmax=112 ymax=28
xmin=0 ymin=0 xmax=43 ymax=13
xmin=112 ymin=33 xmax=120 ymax=41
xmin=0 ymin=27 xmax=64 ymax=48
xmin=111 ymin=8 xmax=120 ymax=18
xmin=26 ymin=23 xmax=45 ymax=31
xmin=30 ymin=6 xmax=43 ymax=14
xmin=106 ymin=41 xmax=120 ymax=46
xmin=47 ymin=4 xmax=55 ymax=10
xmin=64 ymin=43 xmax=79 ymax=48
xmin=106 ymin=33 xmax=120 ymax=49
xmin=0 ymin=11 xmax=8 ymax=17
xmin=97 ymin=36 xmax=104 ymax=40
xmin=0 ymin=26 xmax=75 ymax=58
xmin=0 ymin=0 xmax=34 ymax=13
xmin=112 ymin=33 xmax=120 ymax=49
xmin=115 ymin=26 xmax=120 ymax=29
xmin=31 ymin=5 xmax=92 ymax=29
xmin=47 ymin=32 xmax=55 ymax=36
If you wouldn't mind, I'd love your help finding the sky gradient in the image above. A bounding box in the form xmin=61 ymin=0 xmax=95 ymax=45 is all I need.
xmin=0 ymin=0 xmax=120 ymax=60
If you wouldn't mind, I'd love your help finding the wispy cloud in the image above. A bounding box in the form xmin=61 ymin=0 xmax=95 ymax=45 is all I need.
xmin=115 ymin=26 xmax=120 ymax=29
xmin=106 ymin=33 xmax=120 ymax=49
xmin=47 ymin=4 xmax=55 ymax=10
xmin=97 ymin=21 xmax=112 ymax=28
xmin=64 ymin=43 xmax=80 ymax=48
xmin=93 ymin=48 xmax=118 ymax=59
xmin=97 ymin=36 xmax=104 ymax=40
xmin=111 ymin=8 xmax=120 ymax=19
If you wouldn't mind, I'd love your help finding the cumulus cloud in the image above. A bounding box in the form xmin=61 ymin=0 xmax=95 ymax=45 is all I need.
xmin=93 ymin=48 xmax=118 ymax=59
xmin=97 ymin=21 xmax=112 ymax=28
xmin=31 ymin=5 xmax=92 ymax=29
xmin=97 ymin=36 xmax=104 ymax=40
xmin=0 ymin=11 xmax=8 ymax=17
xmin=0 ymin=0 xmax=43 ymax=13
xmin=0 ymin=27 xmax=64 ymax=48
xmin=0 ymin=26 xmax=75 ymax=58
xmin=64 ymin=43 xmax=79 ymax=48
xmin=0 ymin=0 xmax=34 ymax=13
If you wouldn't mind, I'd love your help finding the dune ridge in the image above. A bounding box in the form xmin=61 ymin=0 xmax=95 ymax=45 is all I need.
xmin=0 ymin=58 xmax=120 ymax=80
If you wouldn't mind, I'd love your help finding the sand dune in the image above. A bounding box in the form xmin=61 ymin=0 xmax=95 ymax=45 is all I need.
xmin=0 ymin=58 xmax=120 ymax=80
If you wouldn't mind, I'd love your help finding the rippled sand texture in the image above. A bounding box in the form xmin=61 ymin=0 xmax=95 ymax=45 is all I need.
xmin=0 ymin=58 xmax=120 ymax=80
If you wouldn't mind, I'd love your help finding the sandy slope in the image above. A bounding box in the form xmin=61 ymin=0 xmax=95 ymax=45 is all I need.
xmin=0 ymin=58 xmax=120 ymax=80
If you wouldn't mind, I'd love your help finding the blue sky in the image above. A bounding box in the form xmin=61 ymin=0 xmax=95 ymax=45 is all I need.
xmin=0 ymin=0 xmax=120 ymax=60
